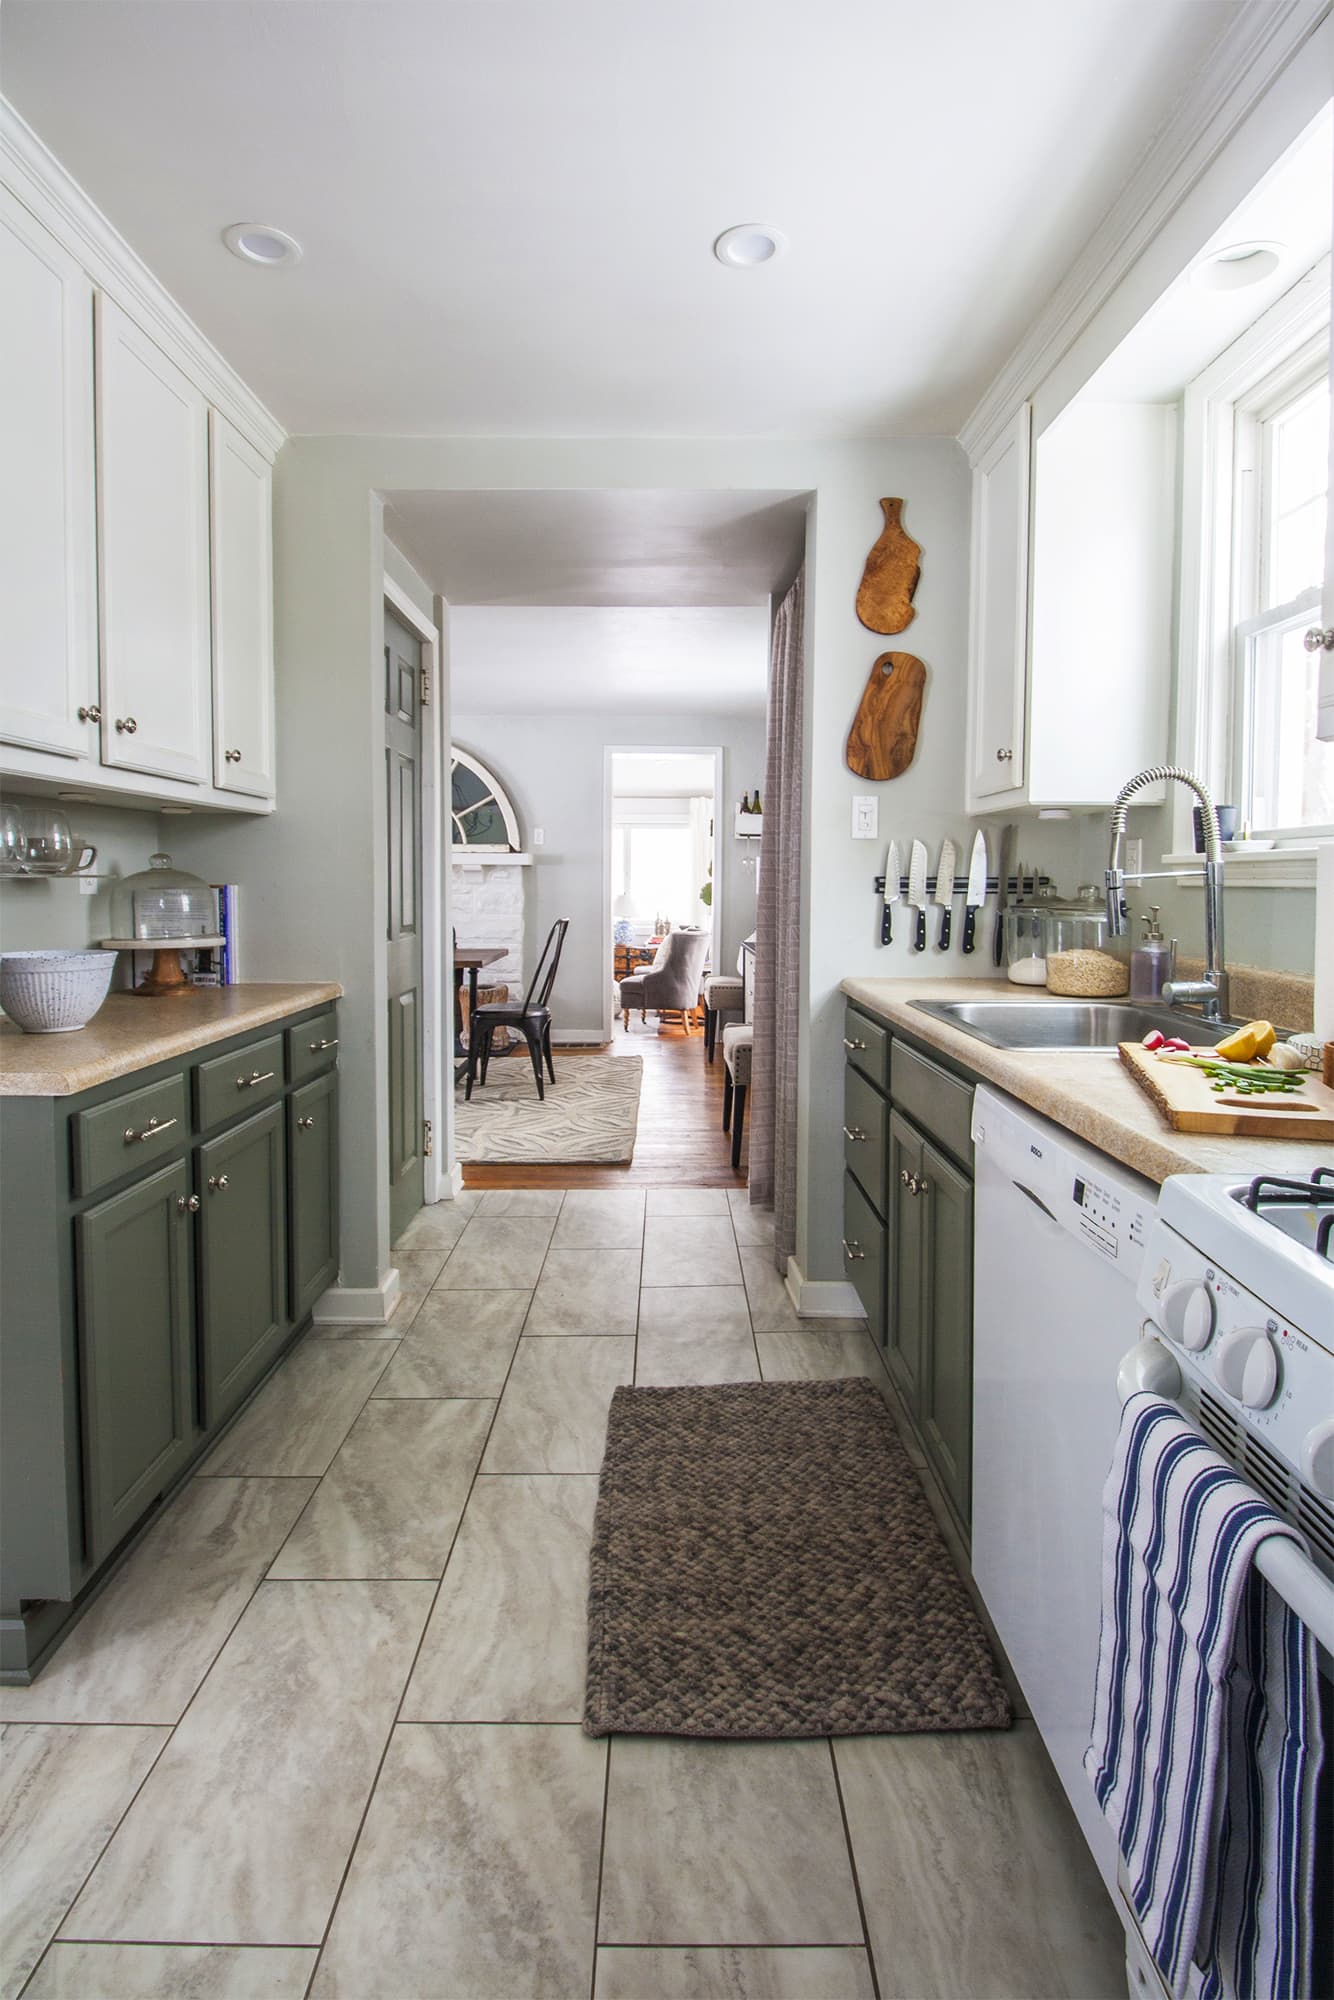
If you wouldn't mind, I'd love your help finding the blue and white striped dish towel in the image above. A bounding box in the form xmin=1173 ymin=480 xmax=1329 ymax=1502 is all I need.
xmin=1084 ymin=1393 xmax=1323 ymax=2000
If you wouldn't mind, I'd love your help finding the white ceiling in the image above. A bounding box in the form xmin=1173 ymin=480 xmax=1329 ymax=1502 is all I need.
xmin=1 ymin=0 xmax=1245 ymax=438
xmin=449 ymin=606 xmax=770 ymax=716
xmin=385 ymin=489 xmax=808 ymax=606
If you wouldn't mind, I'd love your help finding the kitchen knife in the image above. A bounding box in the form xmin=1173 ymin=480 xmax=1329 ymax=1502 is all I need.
xmin=934 ymin=838 xmax=956 ymax=949
xmin=908 ymin=839 xmax=929 ymax=952
xmin=993 ymin=823 xmax=1017 ymax=967
xmin=880 ymin=839 xmax=901 ymax=945
xmin=962 ymin=830 xmax=987 ymax=955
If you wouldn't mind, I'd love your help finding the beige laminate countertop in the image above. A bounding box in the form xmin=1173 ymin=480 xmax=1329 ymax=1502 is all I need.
xmin=0 ymin=983 xmax=343 ymax=1097
xmin=841 ymin=977 xmax=1329 ymax=1186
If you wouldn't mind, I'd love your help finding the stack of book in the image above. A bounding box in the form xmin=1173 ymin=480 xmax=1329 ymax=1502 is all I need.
xmin=189 ymin=884 xmax=239 ymax=986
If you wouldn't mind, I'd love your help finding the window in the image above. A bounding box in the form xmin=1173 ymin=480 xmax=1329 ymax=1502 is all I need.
xmin=1232 ymin=350 xmax=1332 ymax=834
xmin=1177 ymin=257 xmax=1331 ymax=857
xmin=450 ymin=747 xmax=520 ymax=851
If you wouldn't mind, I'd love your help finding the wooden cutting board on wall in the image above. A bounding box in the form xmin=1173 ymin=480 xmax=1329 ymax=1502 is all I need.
xmin=856 ymin=498 xmax=921 ymax=634
xmin=845 ymin=653 xmax=926 ymax=780
xmin=1118 ymin=1042 xmax=1334 ymax=1138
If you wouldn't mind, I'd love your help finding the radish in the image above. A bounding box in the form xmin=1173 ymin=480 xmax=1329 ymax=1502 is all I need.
xmin=1141 ymin=1030 xmax=1166 ymax=1051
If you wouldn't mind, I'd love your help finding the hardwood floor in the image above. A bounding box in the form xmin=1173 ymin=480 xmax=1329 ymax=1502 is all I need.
xmin=462 ymin=1021 xmax=745 ymax=1190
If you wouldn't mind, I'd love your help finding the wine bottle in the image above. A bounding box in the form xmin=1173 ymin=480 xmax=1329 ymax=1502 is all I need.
xmin=752 ymin=788 xmax=762 ymax=815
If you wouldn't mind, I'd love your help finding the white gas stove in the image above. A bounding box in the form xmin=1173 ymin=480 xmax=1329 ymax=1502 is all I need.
xmin=1137 ymin=1166 xmax=1334 ymax=1575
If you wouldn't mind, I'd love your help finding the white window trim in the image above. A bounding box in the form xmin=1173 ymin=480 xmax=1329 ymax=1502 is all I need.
xmin=1173 ymin=255 xmax=1329 ymax=885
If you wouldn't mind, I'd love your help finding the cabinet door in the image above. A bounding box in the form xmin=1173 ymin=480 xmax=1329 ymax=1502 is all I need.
xmin=76 ymin=1158 xmax=195 ymax=1562
xmin=884 ymin=1110 xmax=924 ymax=1412
xmin=96 ymin=295 xmax=211 ymax=783
xmin=0 ymin=188 xmax=98 ymax=758
xmin=842 ymin=1171 xmax=885 ymax=1345
xmin=967 ymin=403 xmax=1030 ymax=804
xmin=289 ymin=1069 xmax=339 ymax=1323
xmin=198 ymin=1102 xmax=286 ymax=1427
xmin=210 ymin=411 xmax=275 ymax=797
xmin=919 ymin=1138 xmax=975 ymax=1528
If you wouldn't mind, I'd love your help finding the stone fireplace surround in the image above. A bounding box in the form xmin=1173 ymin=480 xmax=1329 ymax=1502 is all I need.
xmin=451 ymin=855 xmax=526 ymax=994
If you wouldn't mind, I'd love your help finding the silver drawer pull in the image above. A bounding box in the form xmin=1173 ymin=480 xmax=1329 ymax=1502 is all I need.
xmin=124 ymin=1115 xmax=177 ymax=1145
xmin=842 ymin=1036 xmax=866 ymax=1051
xmin=237 ymin=1069 xmax=276 ymax=1089
xmin=309 ymin=1037 xmax=339 ymax=1052
xmin=842 ymin=1124 xmax=867 ymax=1142
xmin=297 ymin=1114 xmax=316 ymax=1130
xmin=207 ymin=1174 xmax=230 ymax=1193
xmin=176 ymin=1193 xmax=201 ymax=1214
xmin=841 ymin=1238 xmax=865 ymax=1261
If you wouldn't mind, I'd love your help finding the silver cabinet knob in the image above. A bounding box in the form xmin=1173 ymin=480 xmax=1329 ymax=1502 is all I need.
xmin=115 ymin=716 xmax=137 ymax=734
xmin=841 ymin=1238 xmax=865 ymax=1261
xmin=841 ymin=1037 xmax=866 ymax=1051
xmin=207 ymin=1173 xmax=230 ymax=1193
xmin=224 ymin=748 xmax=242 ymax=763
xmin=297 ymin=1114 xmax=316 ymax=1130
xmin=995 ymin=747 xmax=1013 ymax=762
xmin=900 ymin=1169 xmax=926 ymax=1196
xmin=78 ymin=703 xmax=101 ymax=724
xmin=176 ymin=1193 xmax=201 ymax=1214
xmin=1303 ymin=626 xmax=1334 ymax=654
xmin=842 ymin=1125 xmax=867 ymax=1142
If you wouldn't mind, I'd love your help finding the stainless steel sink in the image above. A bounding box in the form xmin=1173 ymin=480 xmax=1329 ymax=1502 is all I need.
xmin=909 ymin=999 xmax=1235 ymax=1052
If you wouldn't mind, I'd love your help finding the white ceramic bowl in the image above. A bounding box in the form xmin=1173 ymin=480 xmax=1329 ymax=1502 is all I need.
xmin=0 ymin=949 xmax=116 ymax=1033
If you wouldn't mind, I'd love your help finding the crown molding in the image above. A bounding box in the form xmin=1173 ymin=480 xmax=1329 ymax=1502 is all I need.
xmin=0 ymin=95 xmax=287 ymax=462
xmin=958 ymin=0 xmax=1331 ymax=464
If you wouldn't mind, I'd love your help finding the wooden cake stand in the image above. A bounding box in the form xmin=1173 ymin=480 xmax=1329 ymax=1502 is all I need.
xmin=99 ymin=937 xmax=226 ymax=997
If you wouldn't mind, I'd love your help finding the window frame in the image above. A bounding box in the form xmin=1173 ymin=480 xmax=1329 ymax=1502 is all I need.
xmin=1172 ymin=255 xmax=1330 ymax=870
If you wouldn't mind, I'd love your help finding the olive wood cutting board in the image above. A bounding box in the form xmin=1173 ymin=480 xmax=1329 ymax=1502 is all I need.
xmin=845 ymin=652 xmax=926 ymax=780
xmin=856 ymin=498 xmax=921 ymax=634
xmin=1118 ymin=1041 xmax=1334 ymax=1138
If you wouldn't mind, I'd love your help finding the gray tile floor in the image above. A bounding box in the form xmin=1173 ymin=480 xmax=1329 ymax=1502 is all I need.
xmin=0 ymin=1185 xmax=1126 ymax=2000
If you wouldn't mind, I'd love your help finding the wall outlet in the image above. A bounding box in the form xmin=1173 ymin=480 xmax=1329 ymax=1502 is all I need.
xmin=533 ymin=827 xmax=545 ymax=847
xmin=1125 ymin=837 xmax=1143 ymax=878
xmin=851 ymin=795 xmax=878 ymax=840
xmin=79 ymin=876 xmax=97 ymax=896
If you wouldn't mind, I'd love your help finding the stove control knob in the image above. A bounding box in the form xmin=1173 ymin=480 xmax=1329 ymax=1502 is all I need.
xmin=1301 ymin=1418 xmax=1334 ymax=1499
xmin=1162 ymin=1282 xmax=1215 ymax=1351
xmin=1212 ymin=1326 xmax=1280 ymax=1410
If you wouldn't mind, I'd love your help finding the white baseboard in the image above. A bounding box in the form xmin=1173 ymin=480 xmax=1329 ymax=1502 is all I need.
xmin=552 ymin=1028 xmax=607 ymax=1045
xmin=312 ymin=1266 xmax=402 ymax=1326
xmin=785 ymin=1256 xmax=864 ymax=1320
xmin=443 ymin=1162 xmax=466 ymax=1198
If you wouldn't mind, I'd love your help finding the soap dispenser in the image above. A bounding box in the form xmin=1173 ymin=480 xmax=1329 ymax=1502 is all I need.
xmin=1130 ymin=907 xmax=1174 ymax=1002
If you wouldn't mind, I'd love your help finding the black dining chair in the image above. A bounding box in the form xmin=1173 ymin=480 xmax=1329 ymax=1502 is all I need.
xmin=465 ymin=918 xmax=569 ymax=1103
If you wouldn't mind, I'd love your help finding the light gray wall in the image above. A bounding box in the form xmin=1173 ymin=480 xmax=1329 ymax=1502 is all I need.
xmin=452 ymin=708 xmax=766 ymax=1033
xmin=0 ymin=798 xmax=164 ymax=993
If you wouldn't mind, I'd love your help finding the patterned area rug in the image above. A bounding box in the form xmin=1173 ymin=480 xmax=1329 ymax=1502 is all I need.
xmin=584 ymin=1378 xmax=1012 ymax=1739
xmin=454 ymin=1051 xmax=643 ymax=1163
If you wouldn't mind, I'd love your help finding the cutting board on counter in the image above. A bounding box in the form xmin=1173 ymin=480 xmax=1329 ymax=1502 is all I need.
xmin=1118 ymin=1042 xmax=1334 ymax=1138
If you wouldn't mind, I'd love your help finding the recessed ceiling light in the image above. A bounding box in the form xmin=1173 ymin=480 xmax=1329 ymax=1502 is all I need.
xmin=1190 ymin=240 xmax=1283 ymax=292
xmin=222 ymin=222 xmax=303 ymax=268
xmin=714 ymin=223 xmax=788 ymax=268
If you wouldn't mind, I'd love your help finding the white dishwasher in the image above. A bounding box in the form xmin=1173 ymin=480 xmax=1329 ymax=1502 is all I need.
xmin=970 ymin=1084 xmax=1159 ymax=1897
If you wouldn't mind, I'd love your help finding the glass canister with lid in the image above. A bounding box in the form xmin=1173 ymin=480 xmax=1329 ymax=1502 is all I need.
xmin=1043 ymin=886 xmax=1129 ymax=996
xmin=1003 ymin=908 xmax=1050 ymax=985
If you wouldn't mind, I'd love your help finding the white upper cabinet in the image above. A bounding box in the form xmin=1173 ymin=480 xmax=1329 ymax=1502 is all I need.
xmin=95 ymin=296 xmax=212 ymax=785
xmin=0 ymin=186 xmax=98 ymax=758
xmin=210 ymin=412 xmax=275 ymax=798
xmin=966 ymin=405 xmax=1031 ymax=807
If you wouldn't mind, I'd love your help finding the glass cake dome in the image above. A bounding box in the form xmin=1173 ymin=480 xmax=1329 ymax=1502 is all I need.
xmin=110 ymin=853 xmax=216 ymax=942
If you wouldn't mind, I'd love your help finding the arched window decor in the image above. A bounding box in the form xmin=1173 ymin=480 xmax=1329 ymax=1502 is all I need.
xmin=451 ymin=747 xmax=521 ymax=851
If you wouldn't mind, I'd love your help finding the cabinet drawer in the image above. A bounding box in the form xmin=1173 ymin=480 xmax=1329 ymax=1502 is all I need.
xmin=842 ymin=1004 xmax=889 ymax=1091
xmin=287 ymin=1008 xmax=340 ymax=1085
xmin=890 ymin=1042 xmax=974 ymax=1168
xmin=195 ymin=1033 xmax=285 ymax=1132
xmin=843 ymin=1066 xmax=887 ymax=1216
xmin=73 ymin=1073 xmax=188 ymax=1197
xmin=842 ymin=1172 xmax=885 ymax=1341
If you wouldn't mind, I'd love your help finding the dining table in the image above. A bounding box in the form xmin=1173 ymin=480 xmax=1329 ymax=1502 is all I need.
xmin=452 ymin=945 xmax=508 ymax=1073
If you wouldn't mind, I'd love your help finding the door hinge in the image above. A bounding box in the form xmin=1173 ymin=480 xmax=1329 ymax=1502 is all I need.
xmin=420 ymin=668 xmax=431 ymax=708
xmin=423 ymin=1117 xmax=433 ymax=1158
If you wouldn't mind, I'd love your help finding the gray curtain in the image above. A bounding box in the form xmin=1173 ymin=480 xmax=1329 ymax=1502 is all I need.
xmin=749 ymin=566 xmax=804 ymax=1272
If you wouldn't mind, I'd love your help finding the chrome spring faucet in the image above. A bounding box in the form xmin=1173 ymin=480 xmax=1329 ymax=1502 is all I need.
xmin=1104 ymin=765 xmax=1228 ymax=1023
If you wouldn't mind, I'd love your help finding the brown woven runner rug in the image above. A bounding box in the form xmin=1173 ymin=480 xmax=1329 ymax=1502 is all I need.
xmin=584 ymin=1377 xmax=1011 ymax=1739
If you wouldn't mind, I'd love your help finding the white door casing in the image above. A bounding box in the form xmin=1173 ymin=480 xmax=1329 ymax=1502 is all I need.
xmin=210 ymin=410 xmax=275 ymax=798
xmin=0 ymin=185 xmax=98 ymax=758
xmin=96 ymin=294 xmax=211 ymax=784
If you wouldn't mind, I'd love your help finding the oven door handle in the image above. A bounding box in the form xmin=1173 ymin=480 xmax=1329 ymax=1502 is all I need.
xmin=1117 ymin=1332 xmax=1182 ymax=1405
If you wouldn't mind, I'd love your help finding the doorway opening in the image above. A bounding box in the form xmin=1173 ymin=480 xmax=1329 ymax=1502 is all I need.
xmin=607 ymin=747 xmax=721 ymax=1040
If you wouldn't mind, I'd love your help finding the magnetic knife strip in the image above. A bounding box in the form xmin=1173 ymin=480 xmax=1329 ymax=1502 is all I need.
xmin=872 ymin=872 xmax=1052 ymax=897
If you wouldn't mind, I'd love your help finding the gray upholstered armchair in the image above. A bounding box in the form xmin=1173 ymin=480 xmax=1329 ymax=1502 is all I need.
xmin=619 ymin=928 xmax=711 ymax=1033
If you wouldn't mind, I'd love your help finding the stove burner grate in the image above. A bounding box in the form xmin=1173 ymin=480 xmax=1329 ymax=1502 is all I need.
xmin=1235 ymin=1171 xmax=1334 ymax=1263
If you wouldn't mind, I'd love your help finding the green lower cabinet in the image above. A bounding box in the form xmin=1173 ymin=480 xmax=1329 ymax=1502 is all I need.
xmin=841 ymin=1171 xmax=885 ymax=1342
xmin=885 ymin=1109 xmax=925 ymax=1412
xmin=918 ymin=1137 xmax=974 ymax=1526
xmin=198 ymin=1103 xmax=287 ymax=1429
xmin=76 ymin=1158 xmax=196 ymax=1564
xmin=289 ymin=1070 xmax=339 ymax=1322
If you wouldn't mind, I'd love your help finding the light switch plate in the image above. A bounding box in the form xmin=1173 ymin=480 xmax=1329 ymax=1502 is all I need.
xmin=852 ymin=795 xmax=878 ymax=840
xmin=533 ymin=827 xmax=545 ymax=847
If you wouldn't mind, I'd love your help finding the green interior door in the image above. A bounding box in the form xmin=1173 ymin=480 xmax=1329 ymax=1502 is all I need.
xmin=385 ymin=603 xmax=425 ymax=1245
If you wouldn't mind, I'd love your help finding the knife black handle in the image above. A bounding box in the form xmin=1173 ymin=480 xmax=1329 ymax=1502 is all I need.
xmin=993 ymin=912 xmax=1004 ymax=967
xmin=880 ymin=902 xmax=892 ymax=946
xmin=913 ymin=906 xmax=926 ymax=953
xmin=962 ymin=907 xmax=976 ymax=955
xmin=939 ymin=906 xmax=952 ymax=951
